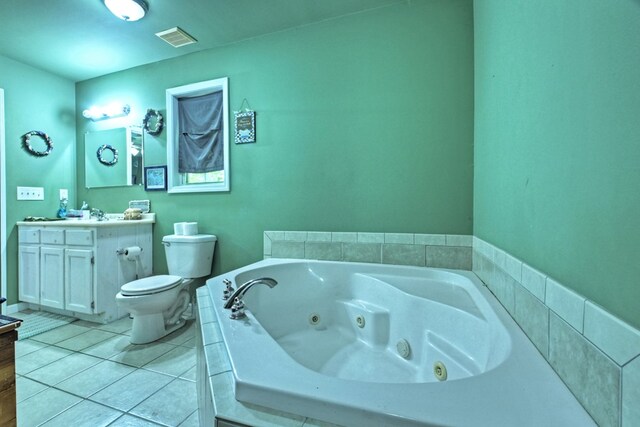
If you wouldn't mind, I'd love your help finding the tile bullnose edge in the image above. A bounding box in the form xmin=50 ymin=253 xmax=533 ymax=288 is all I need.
xmin=545 ymin=277 xmax=586 ymax=334
xmin=584 ymin=301 xmax=640 ymax=366
xmin=622 ymin=355 xmax=640 ymax=426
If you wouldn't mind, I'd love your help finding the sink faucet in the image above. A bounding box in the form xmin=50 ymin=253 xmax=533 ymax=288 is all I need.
xmin=90 ymin=208 xmax=107 ymax=221
xmin=223 ymin=277 xmax=278 ymax=310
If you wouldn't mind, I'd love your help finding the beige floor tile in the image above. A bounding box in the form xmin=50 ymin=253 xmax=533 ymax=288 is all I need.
xmin=142 ymin=345 xmax=196 ymax=377
xmin=14 ymin=339 xmax=49 ymax=358
xmin=15 ymin=320 xmax=204 ymax=427
xmin=180 ymin=337 xmax=196 ymax=348
xmin=178 ymin=410 xmax=199 ymax=426
xmin=89 ymin=369 xmax=173 ymax=412
xmin=16 ymin=376 xmax=48 ymax=403
xmin=95 ymin=316 xmax=132 ymax=334
xmin=72 ymin=319 xmax=101 ymax=328
xmin=26 ymin=352 xmax=102 ymax=385
xmin=109 ymin=341 xmax=176 ymax=367
xmin=17 ymin=387 xmax=81 ymax=426
xmin=29 ymin=323 xmax=92 ymax=344
xmin=40 ymin=400 xmax=123 ymax=427
xmin=179 ymin=366 xmax=197 ymax=382
xmin=55 ymin=360 xmax=135 ymax=398
xmin=108 ymin=414 xmax=163 ymax=426
xmin=15 ymin=345 xmax=73 ymax=375
xmin=81 ymin=334 xmax=132 ymax=359
xmin=159 ymin=321 xmax=196 ymax=346
xmin=129 ymin=378 xmax=198 ymax=426
xmin=56 ymin=329 xmax=118 ymax=351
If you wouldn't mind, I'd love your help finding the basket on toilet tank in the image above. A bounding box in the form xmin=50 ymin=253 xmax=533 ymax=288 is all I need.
xmin=162 ymin=234 xmax=217 ymax=278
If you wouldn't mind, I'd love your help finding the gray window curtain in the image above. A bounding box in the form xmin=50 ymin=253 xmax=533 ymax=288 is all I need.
xmin=178 ymin=91 xmax=224 ymax=173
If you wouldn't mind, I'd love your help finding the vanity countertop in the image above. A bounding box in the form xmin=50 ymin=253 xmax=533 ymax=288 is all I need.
xmin=17 ymin=213 xmax=155 ymax=227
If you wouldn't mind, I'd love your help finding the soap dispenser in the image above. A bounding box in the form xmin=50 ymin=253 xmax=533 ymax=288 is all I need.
xmin=57 ymin=198 xmax=68 ymax=219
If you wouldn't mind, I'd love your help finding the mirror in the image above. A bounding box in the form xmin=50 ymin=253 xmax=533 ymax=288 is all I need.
xmin=85 ymin=126 xmax=143 ymax=188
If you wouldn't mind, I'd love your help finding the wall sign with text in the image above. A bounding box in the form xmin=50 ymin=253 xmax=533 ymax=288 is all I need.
xmin=234 ymin=110 xmax=256 ymax=144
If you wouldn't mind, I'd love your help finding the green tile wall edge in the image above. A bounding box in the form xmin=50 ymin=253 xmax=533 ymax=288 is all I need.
xmin=474 ymin=237 xmax=640 ymax=427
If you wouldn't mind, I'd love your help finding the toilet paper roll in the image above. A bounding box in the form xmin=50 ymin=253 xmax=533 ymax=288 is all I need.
xmin=183 ymin=222 xmax=198 ymax=236
xmin=124 ymin=246 xmax=142 ymax=261
xmin=174 ymin=223 xmax=185 ymax=235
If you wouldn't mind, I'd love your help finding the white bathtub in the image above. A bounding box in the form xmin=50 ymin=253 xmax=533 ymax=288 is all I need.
xmin=205 ymin=259 xmax=594 ymax=426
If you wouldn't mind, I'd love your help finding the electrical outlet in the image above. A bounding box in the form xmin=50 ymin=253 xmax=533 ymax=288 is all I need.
xmin=17 ymin=186 xmax=44 ymax=201
xmin=59 ymin=189 xmax=68 ymax=200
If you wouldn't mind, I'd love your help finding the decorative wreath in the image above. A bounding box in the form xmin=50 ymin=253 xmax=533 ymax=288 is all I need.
xmin=143 ymin=108 xmax=164 ymax=136
xmin=22 ymin=131 xmax=53 ymax=157
xmin=97 ymin=144 xmax=119 ymax=166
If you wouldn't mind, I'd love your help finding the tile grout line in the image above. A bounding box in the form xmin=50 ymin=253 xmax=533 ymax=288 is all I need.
xmin=16 ymin=316 xmax=199 ymax=427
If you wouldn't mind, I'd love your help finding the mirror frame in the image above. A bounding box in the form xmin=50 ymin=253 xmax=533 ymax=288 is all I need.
xmin=84 ymin=126 xmax=143 ymax=188
xmin=166 ymin=77 xmax=229 ymax=193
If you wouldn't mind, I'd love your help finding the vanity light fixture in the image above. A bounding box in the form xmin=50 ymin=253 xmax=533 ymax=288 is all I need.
xmin=82 ymin=103 xmax=131 ymax=121
xmin=104 ymin=0 xmax=148 ymax=22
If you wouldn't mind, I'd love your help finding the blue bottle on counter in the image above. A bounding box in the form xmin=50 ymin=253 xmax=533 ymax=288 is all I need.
xmin=57 ymin=198 xmax=68 ymax=219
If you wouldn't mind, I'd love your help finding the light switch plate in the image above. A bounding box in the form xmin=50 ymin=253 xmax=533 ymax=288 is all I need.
xmin=17 ymin=186 xmax=44 ymax=200
xmin=59 ymin=188 xmax=68 ymax=200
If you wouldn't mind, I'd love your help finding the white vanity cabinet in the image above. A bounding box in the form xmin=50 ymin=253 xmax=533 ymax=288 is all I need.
xmin=17 ymin=216 xmax=154 ymax=323
xmin=40 ymin=246 xmax=65 ymax=309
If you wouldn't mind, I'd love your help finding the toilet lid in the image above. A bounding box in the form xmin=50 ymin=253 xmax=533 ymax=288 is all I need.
xmin=121 ymin=275 xmax=182 ymax=296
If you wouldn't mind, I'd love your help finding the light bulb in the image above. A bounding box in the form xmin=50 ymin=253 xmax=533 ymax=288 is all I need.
xmin=104 ymin=0 xmax=148 ymax=22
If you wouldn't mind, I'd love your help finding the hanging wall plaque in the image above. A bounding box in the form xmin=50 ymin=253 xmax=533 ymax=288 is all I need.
xmin=234 ymin=110 xmax=256 ymax=144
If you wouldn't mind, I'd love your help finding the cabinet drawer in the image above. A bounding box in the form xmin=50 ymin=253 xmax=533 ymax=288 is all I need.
xmin=65 ymin=229 xmax=93 ymax=246
xmin=19 ymin=228 xmax=40 ymax=244
xmin=41 ymin=229 xmax=65 ymax=245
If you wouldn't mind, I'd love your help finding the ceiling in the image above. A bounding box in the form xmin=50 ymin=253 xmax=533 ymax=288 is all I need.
xmin=0 ymin=0 xmax=403 ymax=82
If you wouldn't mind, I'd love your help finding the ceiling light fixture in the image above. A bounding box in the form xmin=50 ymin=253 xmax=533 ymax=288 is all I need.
xmin=104 ymin=0 xmax=148 ymax=22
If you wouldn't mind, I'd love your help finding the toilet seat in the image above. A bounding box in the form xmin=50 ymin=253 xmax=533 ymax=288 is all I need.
xmin=121 ymin=275 xmax=183 ymax=296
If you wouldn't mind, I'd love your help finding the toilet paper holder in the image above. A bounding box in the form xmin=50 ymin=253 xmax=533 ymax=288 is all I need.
xmin=116 ymin=247 xmax=143 ymax=256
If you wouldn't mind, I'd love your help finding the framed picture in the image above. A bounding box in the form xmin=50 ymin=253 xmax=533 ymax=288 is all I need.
xmin=144 ymin=165 xmax=167 ymax=191
xmin=234 ymin=110 xmax=256 ymax=144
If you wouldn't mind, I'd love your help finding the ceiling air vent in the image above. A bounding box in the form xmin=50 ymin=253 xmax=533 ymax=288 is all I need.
xmin=155 ymin=27 xmax=197 ymax=48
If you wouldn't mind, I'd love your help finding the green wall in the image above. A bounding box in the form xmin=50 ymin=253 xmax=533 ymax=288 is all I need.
xmin=75 ymin=1 xmax=474 ymax=277
xmin=0 ymin=54 xmax=77 ymax=304
xmin=474 ymin=0 xmax=640 ymax=329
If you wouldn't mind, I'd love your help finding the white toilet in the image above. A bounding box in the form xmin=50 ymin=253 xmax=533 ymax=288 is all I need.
xmin=115 ymin=233 xmax=217 ymax=344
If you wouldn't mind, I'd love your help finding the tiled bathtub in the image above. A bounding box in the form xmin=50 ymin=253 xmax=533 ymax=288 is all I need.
xmin=194 ymin=230 xmax=640 ymax=427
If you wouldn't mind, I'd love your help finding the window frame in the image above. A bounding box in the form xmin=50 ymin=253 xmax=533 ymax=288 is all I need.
xmin=166 ymin=77 xmax=229 ymax=193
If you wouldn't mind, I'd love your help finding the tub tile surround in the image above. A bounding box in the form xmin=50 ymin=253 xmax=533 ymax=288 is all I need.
xmin=260 ymin=231 xmax=640 ymax=426
xmin=190 ymin=231 xmax=638 ymax=426
xmin=624 ymin=357 xmax=640 ymax=425
xmin=549 ymin=313 xmax=621 ymax=427
xmin=473 ymin=237 xmax=640 ymax=427
xmin=264 ymin=231 xmax=472 ymax=270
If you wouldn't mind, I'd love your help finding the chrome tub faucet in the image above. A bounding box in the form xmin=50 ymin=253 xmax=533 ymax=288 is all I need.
xmin=223 ymin=277 xmax=278 ymax=317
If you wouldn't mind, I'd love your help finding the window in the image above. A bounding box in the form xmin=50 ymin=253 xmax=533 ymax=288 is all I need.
xmin=166 ymin=77 xmax=229 ymax=193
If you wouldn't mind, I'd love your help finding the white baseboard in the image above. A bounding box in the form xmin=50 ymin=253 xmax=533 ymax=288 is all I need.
xmin=6 ymin=302 xmax=28 ymax=314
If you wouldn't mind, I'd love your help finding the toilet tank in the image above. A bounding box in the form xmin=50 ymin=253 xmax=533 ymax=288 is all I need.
xmin=162 ymin=234 xmax=217 ymax=278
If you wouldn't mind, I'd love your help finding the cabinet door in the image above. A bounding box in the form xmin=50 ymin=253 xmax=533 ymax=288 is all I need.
xmin=64 ymin=249 xmax=94 ymax=314
xmin=40 ymin=247 xmax=65 ymax=309
xmin=18 ymin=246 xmax=40 ymax=304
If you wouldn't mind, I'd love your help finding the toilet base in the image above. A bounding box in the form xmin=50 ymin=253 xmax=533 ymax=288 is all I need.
xmin=130 ymin=313 xmax=187 ymax=344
